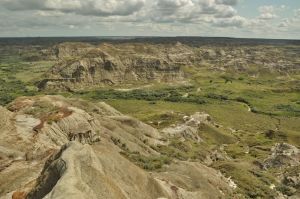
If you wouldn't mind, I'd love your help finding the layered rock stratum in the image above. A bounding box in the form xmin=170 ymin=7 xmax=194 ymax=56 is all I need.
xmin=0 ymin=95 xmax=234 ymax=199
xmin=38 ymin=42 xmax=300 ymax=91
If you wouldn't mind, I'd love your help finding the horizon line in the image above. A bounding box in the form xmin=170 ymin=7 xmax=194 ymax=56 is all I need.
xmin=0 ymin=35 xmax=299 ymax=41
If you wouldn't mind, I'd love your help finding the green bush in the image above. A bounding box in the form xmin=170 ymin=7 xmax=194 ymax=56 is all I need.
xmin=0 ymin=95 xmax=14 ymax=106
xmin=235 ymin=97 xmax=250 ymax=104
xmin=154 ymin=139 xmax=210 ymax=161
xmin=274 ymin=104 xmax=300 ymax=115
xmin=82 ymin=87 xmax=206 ymax=105
xmin=277 ymin=185 xmax=296 ymax=196
xmin=220 ymin=75 xmax=234 ymax=83
xmin=0 ymin=79 xmax=37 ymax=106
xmin=121 ymin=151 xmax=171 ymax=171
xmin=206 ymin=93 xmax=228 ymax=100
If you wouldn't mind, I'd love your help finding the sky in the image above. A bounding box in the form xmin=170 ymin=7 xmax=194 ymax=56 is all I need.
xmin=0 ymin=0 xmax=299 ymax=39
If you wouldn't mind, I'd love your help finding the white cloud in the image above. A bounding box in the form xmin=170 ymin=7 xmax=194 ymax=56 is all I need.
xmin=151 ymin=0 xmax=238 ymax=24
xmin=258 ymin=5 xmax=277 ymax=20
xmin=280 ymin=5 xmax=286 ymax=9
xmin=0 ymin=0 xmax=299 ymax=39
xmin=212 ymin=15 xmax=246 ymax=27
xmin=259 ymin=5 xmax=275 ymax=14
xmin=2 ymin=0 xmax=146 ymax=16
xmin=278 ymin=19 xmax=290 ymax=28
xmin=2 ymin=0 xmax=240 ymax=24
xmin=215 ymin=0 xmax=238 ymax=6
xmin=35 ymin=10 xmax=65 ymax=17
xmin=68 ymin=24 xmax=77 ymax=29
xmin=295 ymin=9 xmax=300 ymax=17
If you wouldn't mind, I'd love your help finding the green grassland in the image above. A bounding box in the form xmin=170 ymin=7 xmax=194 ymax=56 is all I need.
xmin=75 ymin=67 xmax=299 ymax=198
xmin=0 ymin=49 xmax=55 ymax=105
xmin=99 ymin=99 xmax=298 ymax=197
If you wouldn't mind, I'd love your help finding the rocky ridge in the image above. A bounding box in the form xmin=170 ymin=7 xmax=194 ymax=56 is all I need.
xmin=0 ymin=95 xmax=234 ymax=199
xmin=38 ymin=42 xmax=300 ymax=91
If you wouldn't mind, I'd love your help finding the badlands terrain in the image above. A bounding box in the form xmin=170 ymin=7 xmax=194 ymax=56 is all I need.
xmin=0 ymin=37 xmax=299 ymax=199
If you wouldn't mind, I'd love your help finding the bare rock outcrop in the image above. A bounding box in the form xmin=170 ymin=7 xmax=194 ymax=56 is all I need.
xmin=0 ymin=96 xmax=162 ymax=197
xmin=0 ymin=96 xmax=234 ymax=199
xmin=153 ymin=161 xmax=233 ymax=199
xmin=161 ymin=112 xmax=211 ymax=142
xmin=39 ymin=43 xmax=186 ymax=91
xmin=264 ymin=143 xmax=300 ymax=169
xmin=26 ymin=142 xmax=169 ymax=199
xmin=25 ymin=141 xmax=233 ymax=199
xmin=34 ymin=42 xmax=300 ymax=91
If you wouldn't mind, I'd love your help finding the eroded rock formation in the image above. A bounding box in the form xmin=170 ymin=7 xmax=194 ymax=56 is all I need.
xmin=264 ymin=143 xmax=300 ymax=169
xmin=38 ymin=42 xmax=300 ymax=91
xmin=0 ymin=96 xmax=234 ymax=199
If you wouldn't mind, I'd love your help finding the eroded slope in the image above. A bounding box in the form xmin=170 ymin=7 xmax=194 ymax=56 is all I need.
xmin=38 ymin=42 xmax=300 ymax=91
xmin=0 ymin=95 xmax=233 ymax=199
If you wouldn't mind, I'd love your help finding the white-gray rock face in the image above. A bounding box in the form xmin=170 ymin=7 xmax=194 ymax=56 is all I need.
xmin=38 ymin=42 xmax=300 ymax=91
xmin=27 ymin=142 xmax=233 ymax=199
xmin=264 ymin=143 xmax=300 ymax=168
xmin=0 ymin=96 xmax=233 ymax=199
xmin=161 ymin=112 xmax=211 ymax=142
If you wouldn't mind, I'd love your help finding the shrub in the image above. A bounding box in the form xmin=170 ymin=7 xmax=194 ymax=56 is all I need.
xmin=206 ymin=93 xmax=228 ymax=100
xmin=121 ymin=151 xmax=171 ymax=171
xmin=235 ymin=97 xmax=250 ymax=104
xmin=220 ymin=75 xmax=234 ymax=83
xmin=277 ymin=185 xmax=296 ymax=196
xmin=83 ymin=87 xmax=207 ymax=105
xmin=0 ymin=79 xmax=36 ymax=106
xmin=0 ymin=95 xmax=14 ymax=106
